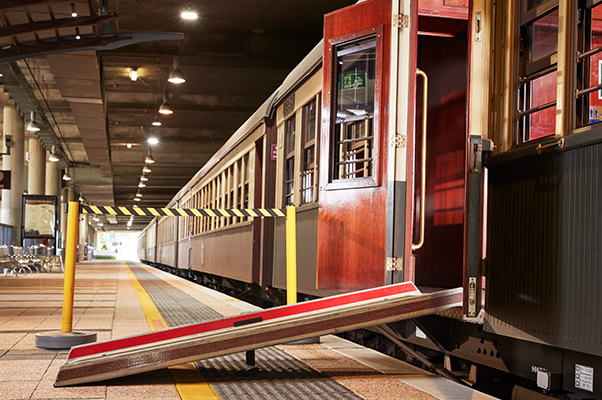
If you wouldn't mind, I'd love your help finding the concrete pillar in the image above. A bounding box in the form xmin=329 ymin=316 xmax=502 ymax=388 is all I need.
xmin=28 ymin=136 xmax=46 ymax=195
xmin=1 ymin=106 xmax=25 ymax=245
xmin=45 ymin=153 xmax=59 ymax=196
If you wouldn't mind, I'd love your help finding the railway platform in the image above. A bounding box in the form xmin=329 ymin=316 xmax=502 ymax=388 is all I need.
xmin=0 ymin=260 xmax=498 ymax=399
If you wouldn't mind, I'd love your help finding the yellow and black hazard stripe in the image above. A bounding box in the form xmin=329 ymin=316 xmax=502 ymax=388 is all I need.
xmin=79 ymin=204 xmax=287 ymax=218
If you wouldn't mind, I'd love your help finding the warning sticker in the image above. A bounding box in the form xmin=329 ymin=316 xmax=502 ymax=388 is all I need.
xmin=575 ymin=364 xmax=594 ymax=392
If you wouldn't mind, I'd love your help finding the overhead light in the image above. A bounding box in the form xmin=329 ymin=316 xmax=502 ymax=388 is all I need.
xmin=71 ymin=3 xmax=77 ymax=17
xmin=75 ymin=27 xmax=81 ymax=40
xmin=126 ymin=143 xmax=132 ymax=149
xmin=129 ymin=68 xmax=138 ymax=82
xmin=148 ymin=137 xmax=159 ymax=145
xmin=142 ymin=164 xmax=152 ymax=174
xmin=79 ymin=194 xmax=85 ymax=202
xmin=140 ymin=173 xmax=149 ymax=182
xmin=98 ymin=223 xmax=103 ymax=227
xmin=168 ymin=56 xmax=185 ymax=84
xmin=135 ymin=190 xmax=142 ymax=198
xmin=138 ymin=182 xmax=146 ymax=188
xmin=62 ymin=169 xmax=72 ymax=181
xmin=133 ymin=197 xmax=141 ymax=202
xmin=93 ymin=216 xmax=99 ymax=221
xmin=158 ymin=88 xmax=173 ymax=115
xmin=49 ymin=145 xmax=59 ymax=162
xmin=145 ymin=147 xmax=155 ymax=164
xmin=27 ymin=111 xmax=40 ymax=132
xmin=151 ymin=116 xmax=161 ymax=126
xmin=181 ymin=1 xmax=198 ymax=20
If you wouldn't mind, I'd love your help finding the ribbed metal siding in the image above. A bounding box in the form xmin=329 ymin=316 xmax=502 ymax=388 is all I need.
xmin=487 ymin=143 xmax=601 ymax=354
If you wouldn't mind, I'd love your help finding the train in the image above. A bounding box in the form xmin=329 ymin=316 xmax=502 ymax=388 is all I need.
xmin=138 ymin=0 xmax=602 ymax=398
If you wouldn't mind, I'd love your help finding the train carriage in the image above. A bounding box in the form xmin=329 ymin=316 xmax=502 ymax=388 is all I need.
xmin=138 ymin=0 xmax=602 ymax=398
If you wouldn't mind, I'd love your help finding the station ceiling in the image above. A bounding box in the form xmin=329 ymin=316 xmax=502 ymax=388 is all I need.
xmin=0 ymin=0 xmax=355 ymax=230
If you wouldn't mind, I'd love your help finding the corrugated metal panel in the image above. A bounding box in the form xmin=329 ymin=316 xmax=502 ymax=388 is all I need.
xmin=486 ymin=143 xmax=602 ymax=354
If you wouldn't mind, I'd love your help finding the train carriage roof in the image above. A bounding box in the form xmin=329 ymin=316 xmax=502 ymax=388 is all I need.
xmin=168 ymin=40 xmax=324 ymax=206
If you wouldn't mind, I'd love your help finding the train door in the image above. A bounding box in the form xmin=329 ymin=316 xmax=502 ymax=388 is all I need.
xmin=317 ymin=0 xmax=481 ymax=309
xmin=317 ymin=0 xmax=394 ymax=291
xmin=406 ymin=5 xmax=470 ymax=292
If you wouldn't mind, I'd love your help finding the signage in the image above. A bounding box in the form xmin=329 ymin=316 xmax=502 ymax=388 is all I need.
xmin=0 ymin=170 xmax=10 ymax=189
xmin=23 ymin=196 xmax=56 ymax=238
xmin=575 ymin=364 xmax=594 ymax=392
xmin=340 ymin=73 xmax=367 ymax=89
xmin=271 ymin=144 xmax=277 ymax=161
xmin=283 ymin=93 xmax=295 ymax=118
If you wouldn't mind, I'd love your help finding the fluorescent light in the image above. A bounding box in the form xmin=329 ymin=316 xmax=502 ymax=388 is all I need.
xmin=148 ymin=137 xmax=159 ymax=145
xmin=181 ymin=9 xmax=198 ymax=20
xmin=129 ymin=68 xmax=138 ymax=82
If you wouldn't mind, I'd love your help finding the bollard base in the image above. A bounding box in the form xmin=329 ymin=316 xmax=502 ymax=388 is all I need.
xmin=35 ymin=331 xmax=97 ymax=350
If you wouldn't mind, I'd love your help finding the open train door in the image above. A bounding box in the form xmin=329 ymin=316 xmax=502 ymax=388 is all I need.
xmin=401 ymin=1 xmax=487 ymax=318
xmin=317 ymin=0 xmax=484 ymax=316
xmin=317 ymin=0 xmax=400 ymax=291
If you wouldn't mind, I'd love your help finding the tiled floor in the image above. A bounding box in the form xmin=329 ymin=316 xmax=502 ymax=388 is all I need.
xmin=0 ymin=260 xmax=499 ymax=400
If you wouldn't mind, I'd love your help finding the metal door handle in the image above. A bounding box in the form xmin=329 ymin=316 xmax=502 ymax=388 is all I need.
xmin=412 ymin=69 xmax=428 ymax=251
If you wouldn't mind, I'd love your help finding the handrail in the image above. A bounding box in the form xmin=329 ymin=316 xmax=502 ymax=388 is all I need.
xmin=413 ymin=69 xmax=428 ymax=251
xmin=536 ymin=137 xmax=565 ymax=154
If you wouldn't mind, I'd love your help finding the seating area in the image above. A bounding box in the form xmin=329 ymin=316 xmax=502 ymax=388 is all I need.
xmin=0 ymin=244 xmax=62 ymax=277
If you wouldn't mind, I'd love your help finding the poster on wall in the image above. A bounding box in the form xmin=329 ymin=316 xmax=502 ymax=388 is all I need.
xmin=22 ymin=195 xmax=57 ymax=238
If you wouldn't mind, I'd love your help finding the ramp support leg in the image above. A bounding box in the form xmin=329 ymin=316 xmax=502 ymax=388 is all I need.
xmin=246 ymin=350 xmax=255 ymax=367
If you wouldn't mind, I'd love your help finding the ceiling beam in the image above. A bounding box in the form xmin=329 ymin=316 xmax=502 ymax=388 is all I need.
xmin=0 ymin=35 xmax=132 ymax=62
xmin=0 ymin=0 xmax=68 ymax=10
xmin=0 ymin=14 xmax=120 ymax=39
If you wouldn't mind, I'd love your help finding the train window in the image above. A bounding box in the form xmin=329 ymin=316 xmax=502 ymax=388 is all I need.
xmin=301 ymin=98 xmax=318 ymax=204
xmin=284 ymin=115 xmax=296 ymax=205
xmin=333 ymin=37 xmax=376 ymax=180
xmin=518 ymin=3 xmax=558 ymax=143
xmin=525 ymin=0 xmax=550 ymax=12
xmin=575 ymin=1 xmax=602 ymax=126
xmin=527 ymin=9 xmax=559 ymax=63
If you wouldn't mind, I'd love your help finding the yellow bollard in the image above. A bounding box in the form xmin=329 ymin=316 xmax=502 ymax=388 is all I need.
xmin=61 ymin=201 xmax=80 ymax=332
xmin=285 ymin=205 xmax=297 ymax=305
xmin=36 ymin=201 xmax=96 ymax=349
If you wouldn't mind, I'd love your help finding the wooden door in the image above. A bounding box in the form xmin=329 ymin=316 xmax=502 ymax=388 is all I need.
xmin=317 ymin=0 xmax=393 ymax=291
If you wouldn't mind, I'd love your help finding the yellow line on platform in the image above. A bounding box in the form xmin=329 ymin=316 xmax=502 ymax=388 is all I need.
xmin=125 ymin=263 xmax=220 ymax=400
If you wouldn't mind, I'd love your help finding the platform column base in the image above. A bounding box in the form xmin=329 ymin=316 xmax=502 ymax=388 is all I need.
xmin=35 ymin=331 xmax=97 ymax=350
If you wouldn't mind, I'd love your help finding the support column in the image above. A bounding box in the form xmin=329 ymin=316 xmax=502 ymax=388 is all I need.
xmin=1 ymin=105 xmax=25 ymax=245
xmin=45 ymin=153 xmax=59 ymax=196
xmin=28 ymin=136 xmax=46 ymax=195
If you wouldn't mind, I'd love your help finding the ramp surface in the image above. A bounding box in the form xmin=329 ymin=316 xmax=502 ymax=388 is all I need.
xmin=55 ymin=281 xmax=462 ymax=386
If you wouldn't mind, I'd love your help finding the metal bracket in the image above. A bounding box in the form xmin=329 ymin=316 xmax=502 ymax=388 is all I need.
xmin=386 ymin=257 xmax=403 ymax=271
xmin=393 ymin=14 xmax=409 ymax=29
xmin=469 ymin=136 xmax=493 ymax=173
xmin=390 ymin=134 xmax=406 ymax=148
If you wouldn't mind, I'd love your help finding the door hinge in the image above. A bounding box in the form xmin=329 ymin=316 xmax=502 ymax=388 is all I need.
xmin=386 ymin=257 xmax=403 ymax=271
xmin=391 ymin=134 xmax=406 ymax=148
xmin=393 ymin=14 xmax=409 ymax=29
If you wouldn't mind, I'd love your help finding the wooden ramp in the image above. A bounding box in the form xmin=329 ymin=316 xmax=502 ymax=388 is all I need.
xmin=55 ymin=282 xmax=462 ymax=387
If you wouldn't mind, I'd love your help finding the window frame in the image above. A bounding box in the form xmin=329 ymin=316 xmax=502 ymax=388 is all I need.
xmin=515 ymin=1 xmax=559 ymax=145
xmin=323 ymin=25 xmax=383 ymax=191
xmin=300 ymin=95 xmax=320 ymax=204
